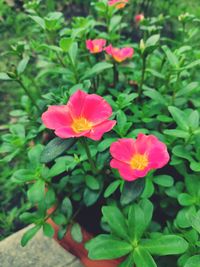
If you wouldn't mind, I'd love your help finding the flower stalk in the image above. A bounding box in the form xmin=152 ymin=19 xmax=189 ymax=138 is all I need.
xmin=80 ymin=137 xmax=98 ymax=175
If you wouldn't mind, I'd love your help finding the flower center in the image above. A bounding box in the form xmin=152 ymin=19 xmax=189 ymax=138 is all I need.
xmin=93 ymin=45 xmax=100 ymax=53
xmin=130 ymin=153 xmax=148 ymax=170
xmin=72 ymin=117 xmax=93 ymax=133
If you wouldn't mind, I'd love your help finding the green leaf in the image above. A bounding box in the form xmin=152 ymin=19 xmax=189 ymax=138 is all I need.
xmin=86 ymin=234 xmax=132 ymax=260
xmin=61 ymin=197 xmax=73 ymax=220
xmin=40 ymin=137 xmax=76 ymax=163
xmin=29 ymin=15 xmax=45 ymax=29
xmin=12 ymin=169 xmax=35 ymax=184
xmin=71 ymin=223 xmax=83 ymax=243
xmin=188 ymin=110 xmax=199 ymax=130
xmin=146 ymin=34 xmax=160 ymax=47
xmin=97 ymin=138 xmax=117 ymax=152
xmin=68 ymin=42 xmax=78 ymax=66
xmin=184 ymin=255 xmax=200 ymax=267
xmin=164 ymin=129 xmax=190 ymax=139
xmin=45 ymin=187 xmax=56 ymax=206
xmin=183 ymin=59 xmax=200 ymax=70
xmin=134 ymin=247 xmax=157 ymax=267
xmin=153 ymin=175 xmax=174 ymax=187
xmin=172 ymin=145 xmax=193 ymax=161
xmin=178 ymin=193 xmax=195 ymax=206
xmin=53 ymin=214 xmax=67 ymax=225
xmin=120 ymin=179 xmax=145 ymax=205
xmin=128 ymin=204 xmax=145 ymax=241
xmin=27 ymin=180 xmax=45 ymax=203
xmin=102 ymin=206 xmax=129 ymax=240
xmin=191 ymin=210 xmax=200 ymax=234
xmin=43 ymin=223 xmax=55 ymax=238
xmin=21 ymin=225 xmax=41 ymax=246
xmin=190 ymin=161 xmax=200 ymax=172
xmin=82 ymin=62 xmax=113 ymax=80
xmin=28 ymin=144 xmax=43 ymax=169
xmin=139 ymin=199 xmax=154 ymax=229
xmin=85 ymin=175 xmax=100 ymax=190
xmin=143 ymin=89 xmax=167 ymax=105
xmin=162 ymin=45 xmax=179 ymax=67
xmin=47 ymin=157 xmax=68 ymax=178
xmin=168 ymin=106 xmax=189 ymax=131
xmin=59 ymin=37 xmax=73 ymax=52
xmin=141 ymin=235 xmax=188 ymax=255
xmin=0 ymin=72 xmax=12 ymax=80
xmin=118 ymin=253 xmax=134 ymax=267
xmin=17 ymin=56 xmax=30 ymax=74
xmin=83 ymin=188 xmax=101 ymax=207
xmin=104 ymin=180 xmax=121 ymax=198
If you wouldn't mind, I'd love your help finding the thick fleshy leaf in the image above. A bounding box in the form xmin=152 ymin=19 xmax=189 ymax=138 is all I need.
xmin=134 ymin=247 xmax=157 ymax=267
xmin=102 ymin=206 xmax=129 ymax=240
xmin=86 ymin=234 xmax=132 ymax=260
xmin=141 ymin=235 xmax=188 ymax=255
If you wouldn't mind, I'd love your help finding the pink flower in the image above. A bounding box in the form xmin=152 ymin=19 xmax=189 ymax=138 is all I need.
xmin=104 ymin=45 xmax=134 ymax=63
xmin=42 ymin=90 xmax=116 ymax=141
xmin=110 ymin=133 xmax=170 ymax=181
xmin=135 ymin=14 xmax=144 ymax=23
xmin=86 ymin=39 xmax=107 ymax=54
xmin=108 ymin=0 xmax=128 ymax=9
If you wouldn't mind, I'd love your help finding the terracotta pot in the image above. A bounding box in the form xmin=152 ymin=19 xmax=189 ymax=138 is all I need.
xmin=47 ymin=208 xmax=122 ymax=267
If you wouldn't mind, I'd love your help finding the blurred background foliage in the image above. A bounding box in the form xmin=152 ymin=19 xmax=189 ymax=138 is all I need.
xmin=0 ymin=0 xmax=200 ymax=241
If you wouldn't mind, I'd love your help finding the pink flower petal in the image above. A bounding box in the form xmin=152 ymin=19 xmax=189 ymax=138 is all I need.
xmin=86 ymin=120 xmax=116 ymax=141
xmin=55 ymin=127 xmax=90 ymax=139
xmin=110 ymin=159 xmax=138 ymax=181
xmin=148 ymin=146 xmax=170 ymax=169
xmin=67 ymin=90 xmax=87 ymax=118
xmin=82 ymin=94 xmax=113 ymax=124
xmin=42 ymin=105 xmax=72 ymax=130
xmin=110 ymin=138 xmax=136 ymax=163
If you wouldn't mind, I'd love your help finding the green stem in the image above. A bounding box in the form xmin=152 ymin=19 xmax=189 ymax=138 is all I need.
xmin=113 ymin=62 xmax=119 ymax=87
xmin=138 ymin=55 xmax=147 ymax=100
xmin=80 ymin=138 xmax=97 ymax=175
xmin=16 ymin=79 xmax=41 ymax=111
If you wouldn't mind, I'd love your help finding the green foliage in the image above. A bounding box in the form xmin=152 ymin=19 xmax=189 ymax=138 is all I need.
xmin=1 ymin=1 xmax=200 ymax=266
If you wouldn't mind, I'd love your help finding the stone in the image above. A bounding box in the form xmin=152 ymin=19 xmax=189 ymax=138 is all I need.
xmin=0 ymin=225 xmax=83 ymax=267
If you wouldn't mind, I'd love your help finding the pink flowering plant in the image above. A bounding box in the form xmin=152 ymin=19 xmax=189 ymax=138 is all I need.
xmin=1 ymin=1 xmax=200 ymax=267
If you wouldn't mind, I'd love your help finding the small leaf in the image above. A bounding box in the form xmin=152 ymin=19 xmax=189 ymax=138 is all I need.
xmin=27 ymin=180 xmax=45 ymax=203
xmin=168 ymin=106 xmax=189 ymax=131
xmin=153 ymin=175 xmax=174 ymax=187
xmin=0 ymin=72 xmax=12 ymax=80
xmin=184 ymin=255 xmax=200 ymax=267
xmin=102 ymin=206 xmax=129 ymax=240
xmin=82 ymin=62 xmax=113 ymax=80
xmin=29 ymin=15 xmax=45 ymax=29
xmin=43 ymin=223 xmax=55 ymax=238
xmin=162 ymin=45 xmax=179 ymax=68
xmin=134 ymin=247 xmax=157 ymax=267
xmin=83 ymin=188 xmax=101 ymax=207
xmin=178 ymin=193 xmax=195 ymax=206
xmin=104 ymin=180 xmax=121 ymax=198
xmin=71 ymin=223 xmax=83 ymax=243
xmin=191 ymin=210 xmax=200 ymax=234
xmin=40 ymin=137 xmax=76 ymax=163
xmin=21 ymin=225 xmax=41 ymax=246
xmin=120 ymin=179 xmax=145 ymax=205
xmin=128 ymin=204 xmax=146 ymax=241
xmin=86 ymin=234 xmax=132 ymax=260
xmin=17 ymin=56 xmax=30 ymax=74
xmin=59 ymin=37 xmax=73 ymax=52
xmin=85 ymin=175 xmax=100 ymax=190
xmin=141 ymin=235 xmax=188 ymax=255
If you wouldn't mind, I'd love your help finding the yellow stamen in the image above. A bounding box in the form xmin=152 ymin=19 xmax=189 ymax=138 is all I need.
xmin=72 ymin=117 xmax=93 ymax=133
xmin=93 ymin=45 xmax=100 ymax=53
xmin=130 ymin=154 xmax=148 ymax=170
